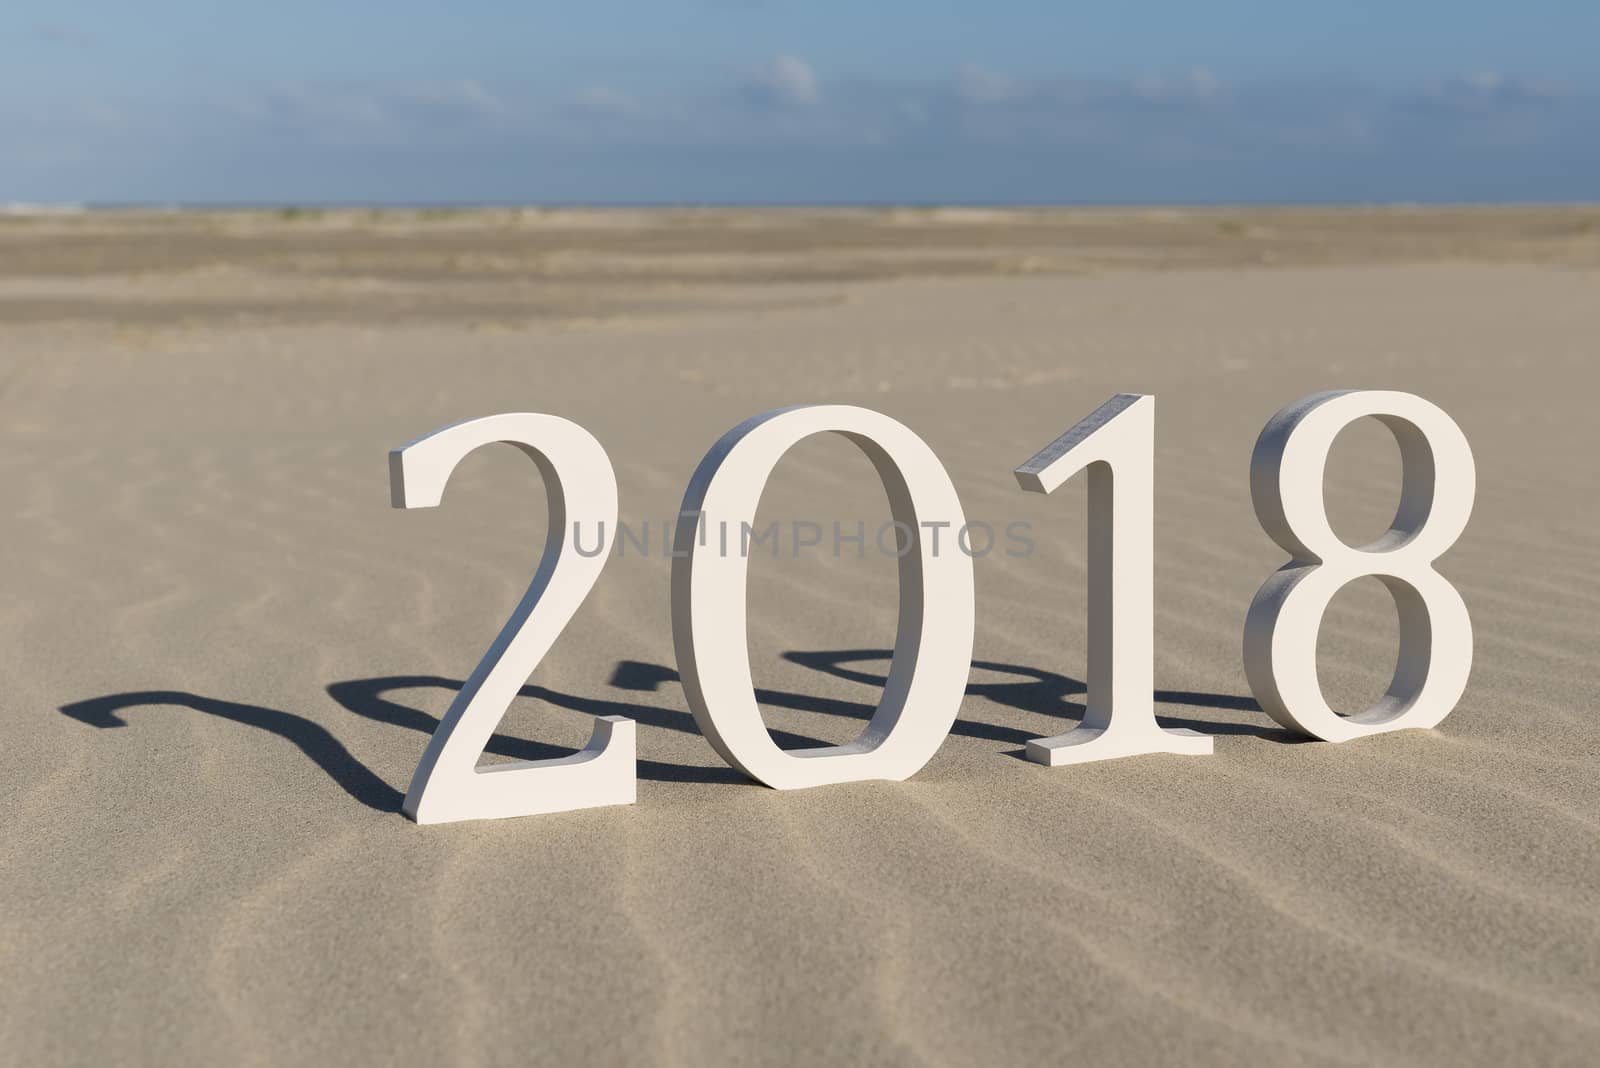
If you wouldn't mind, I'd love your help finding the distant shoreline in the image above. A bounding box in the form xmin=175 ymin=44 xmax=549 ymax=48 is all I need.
xmin=4 ymin=203 xmax=1596 ymax=329
xmin=7 ymin=199 xmax=1600 ymax=216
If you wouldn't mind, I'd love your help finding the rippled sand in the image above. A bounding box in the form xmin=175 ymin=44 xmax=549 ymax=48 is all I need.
xmin=2 ymin=209 xmax=1597 ymax=1065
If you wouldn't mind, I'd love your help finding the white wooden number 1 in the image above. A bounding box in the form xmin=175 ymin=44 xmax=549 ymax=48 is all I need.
xmin=389 ymin=413 xmax=635 ymax=824
xmin=1014 ymin=394 xmax=1212 ymax=766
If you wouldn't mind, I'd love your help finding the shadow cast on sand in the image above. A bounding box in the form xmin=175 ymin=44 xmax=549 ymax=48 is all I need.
xmin=610 ymin=650 xmax=1293 ymax=747
xmin=779 ymin=649 xmax=1298 ymax=744
xmin=58 ymin=650 xmax=1286 ymax=813
xmin=60 ymin=678 xmax=747 ymax=815
xmin=324 ymin=675 xmax=747 ymax=787
xmin=60 ymin=690 xmax=407 ymax=812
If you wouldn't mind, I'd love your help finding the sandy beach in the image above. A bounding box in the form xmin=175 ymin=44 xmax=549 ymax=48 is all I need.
xmin=3 ymin=207 xmax=1598 ymax=1065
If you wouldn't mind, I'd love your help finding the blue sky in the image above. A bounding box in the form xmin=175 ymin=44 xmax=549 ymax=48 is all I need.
xmin=4 ymin=1 xmax=1598 ymax=203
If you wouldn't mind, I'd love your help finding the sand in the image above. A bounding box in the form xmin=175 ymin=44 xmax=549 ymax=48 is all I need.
xmin=2 ymin=209 xmax=1597 ymax=1065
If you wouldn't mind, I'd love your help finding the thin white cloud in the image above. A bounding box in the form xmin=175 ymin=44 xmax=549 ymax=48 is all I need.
xmin=4 ymin=63 xmax=1596 ymax=203
xmin=223 ymin=81 xmax=510 ymax=144
xmin=569 ymin=85 xmax=648 ymax=119
xmin=956 ymin=65 xmax=1022 ymax=104
xmin=1129 ymin=67 xmax=1222 ymax=102
xmin=1424 ymin=72 xmax=1574 ymax=106
xmin=739 ymin=55 xmax=820 ymax=108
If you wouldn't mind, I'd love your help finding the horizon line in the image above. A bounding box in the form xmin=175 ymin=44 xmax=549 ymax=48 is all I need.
xmin=7 ymin=198 xmax=1600 ymax=214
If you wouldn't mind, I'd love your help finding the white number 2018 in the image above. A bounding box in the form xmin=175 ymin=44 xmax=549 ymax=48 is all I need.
xmin=388 ymin=389 xmax=1475 ymax=824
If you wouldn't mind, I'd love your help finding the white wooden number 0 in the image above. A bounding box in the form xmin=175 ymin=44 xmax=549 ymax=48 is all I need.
xmin=1015 ymin=394 xmax=1212 ymax=765
xmin=1243 ymin=390 xmax=1475 ymax=742
xmin=389 ymin=413 xmax=635 ymax=824
xmin=671 ymin=405 xmax=976 ymax=789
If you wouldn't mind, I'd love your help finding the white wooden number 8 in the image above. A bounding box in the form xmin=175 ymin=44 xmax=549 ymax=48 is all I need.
xmin=1243 ymin=390 xmax=1475 ymax=742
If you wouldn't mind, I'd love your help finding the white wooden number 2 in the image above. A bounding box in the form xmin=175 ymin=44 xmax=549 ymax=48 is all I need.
xmin=389 ymin=414 xmax=633 ymax=824
xmin=389 ymin=390 xmax=1474 ymax=824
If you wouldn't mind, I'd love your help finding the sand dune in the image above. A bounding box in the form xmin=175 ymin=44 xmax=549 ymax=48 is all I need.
xmin=2 ymin=211 xmax=1598 ymax=1065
